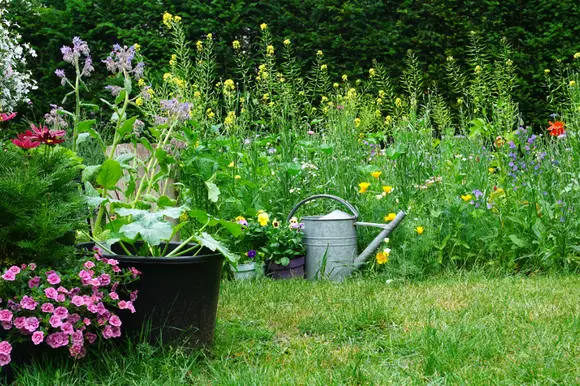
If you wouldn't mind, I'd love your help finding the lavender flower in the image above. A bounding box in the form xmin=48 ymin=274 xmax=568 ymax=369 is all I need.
xmin=159 ymin=99 xmax=192 ymax=122
xmin=268 ymin=148 xmax=276 ymax=154
xmin=43 ymin=104 xmax=68 ymax=129
xmin=105 ymin=85 xmax=123 ymax=97
xmin=472 ymin=189 xmax=483 ymax=198
xmin=102 ymin=44 xmax=145 ymax=79
xmin=247 ymin=250 xmax=257 ymax=259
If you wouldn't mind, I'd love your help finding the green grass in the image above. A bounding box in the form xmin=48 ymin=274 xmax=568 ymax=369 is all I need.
xmin=11 ymin=273 xmax=580 ymax=385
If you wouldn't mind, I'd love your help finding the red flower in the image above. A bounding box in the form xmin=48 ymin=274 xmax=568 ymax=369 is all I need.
xmin=547 ymin=121 xmax=566 ymax=137
xmin=28 ymin=124 xmax=66 ymax=145
xmin=12 ymin=132 xmax=41 ymax=149
xmin=0 ymin=113 xmax=17 ymax=122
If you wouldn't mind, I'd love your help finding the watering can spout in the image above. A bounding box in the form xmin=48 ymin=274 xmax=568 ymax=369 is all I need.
xmin=353 ymin=211 xmax=406 ymax=270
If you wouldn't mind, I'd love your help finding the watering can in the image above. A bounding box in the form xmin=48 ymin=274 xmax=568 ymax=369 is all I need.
xmin=287 ymin=194 xmax=406 ymax=281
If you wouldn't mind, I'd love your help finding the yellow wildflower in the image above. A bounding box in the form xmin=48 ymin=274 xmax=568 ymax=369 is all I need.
xmin=260 ymin=23 xmax=268 ymax=30
xmin=461 ymin=194 xmax=473 ymax=202
xmin=224 ymin=79 xmax=235 ymax=91
xmin=289 ymin=216 xmax=298 ymax=224
xmin=358 ymin=182 xmax=370 ymax=193
xmin=474 ymin=65 xmax=482 ymax=73
xmin=262 ymin=94 xmax=269 ymax=101
xmin=384 ymin=213 xmax=396 ymax=222
xmin=384 ymin=115 xmax=392 ymax=125
xmin=371 ymin=171 xmax=382 ymax=179
xmin=354 ymin=118 xmax=361 ymax=127
xmin=570 ymin=80 xmax=576 ymax=87
xmin=382 ymin=186 xmax=393 ymax=194
xmin=137 ymin=78 xmax=145 ymax=87
xmin=206 ymin=108 xmax=214 ymax=119
xmin=283 ymin=39 xmax=291 ymax=46
xmin=194 ymin=91 xmax=201 ymax=98
xmin=544 ymin=69 xmax=550 ymax=74
xmin=228 ymin=161 xmax=235 ymax=168
xmin=415 ymin=226 xmax=424 ymax=235
xmin=342 ymin=74 xmax=348 ymax=82
xmin=266 ymin=45 xmax=275 ymax=56
xmin=369 ymin=68 xmax=376 ymax=77
xmin=147 ymin=88 xmax=154 ymax=97
xmin=135 ymin=97 xmax=143 ymax=106
xmin=268 ymin=101 xmax=275 ymax=107
xmin=169 ymin=54 xmax=177 ymax=65
xmin=133 ymin=43 xmax=140 ymax=51
xmin=196 ymin=41 xmax=203 ymax=52
xmin=179 ymin=212 xmax=188 ymax=222
xmin=163 ymin=73 xmax=172 ymax=82
xmin=376 ymin=249 xmax=390 ymax=264
xmin=320 ymin=64 xmax=327 ymax=71
xmin=488 ymin=168 xmax=495 ymax=173
xmin=574 ymin=52 xmax=580 ymax=60
xmin=378 ymin=90 xmax=386 ymax=98
xmin=162 ymin=12 xmax=173 ymax=28
xmin=457 ymin=97 xmax=464 ymax=104
xmin=206 ymin=33 xmax=213 ymax=40
xmin=376 ymin=98 xmax=383 ymax=104
xmin=234 ymin=175 xmax=241 ymax=180
xmin=257 ymin=212 xmax=270 ymax=226
xmin=506 ymin=59 xmax=513 ymax=66
xmin=224 ymin=111 xmax=236 ymax=126
xmin=173 ymin=15 xmax=181 ymax=23
xmin=333 ymin=82 xmax=339 ymax=89
xmin=316 ymin=50 xmax=323 ymax=57
xmin=395 ymin=97 xmax=402 ymax=107
xmin=375 ymin=110 xmax=382 ymax=117
xmin=232 ymin=41 xmax=241 ymax=50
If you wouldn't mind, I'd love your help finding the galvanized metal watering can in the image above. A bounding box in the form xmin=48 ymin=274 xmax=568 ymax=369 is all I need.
xmin=287 ymin=194 xmax=406 ymax=281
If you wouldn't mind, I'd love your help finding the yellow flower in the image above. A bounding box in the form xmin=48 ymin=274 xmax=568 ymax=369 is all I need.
xmin=570 ymin=80 xmax=576 ymax=87
xmin=333 ymin=82 xmax=339 ymax=89
xmin=358 ymin=182 xmax=370 ymax=193
xmin=574 ymin=52 xmax=580 ymax=60
xmin=163 ymin=73 xmax=172 ymax=82
xmin=179 ymin=212 xmax=188 ymax=222
xmin=206 ymin=33 xmax=213 ymax=40
xmin=232 ymin=41 xmax=241 ymax=50
xmin=316 ymin=50 xmax=323 ymax=57
xmin=224 ymin=79 xmax=235 ymax=91
xmin=369 ymin=68 xmax=376 ymax=77
xmin=162 ymin=12 xmax=173 ymax=28
xmin=354 ymin=118 xmax=361 ymax=127
xmin=196 ymin=41 xmax=203 ymax=52
xmin=260 ymin=23 xmax=268 ymax=30
xmin=395 ymin=97 xmax=402 ymax=107
xmin=262 ymin=94 xmax=269 ymax=101
xmin=133 ymin=43 xmax=141 ymax=51
xmin=375 ymin=110 xmax=382 ymax=117
xmin=235 ymin=216 xmax=246 ymax=222
xmin=268 ymin=101 xmax=275 ymax=107
xmin=257 ymin=212 xmax=270 ymax=226
xmin=206 ymin=108 xmax=215 ymax=119
xmin=544 ymin=69 xmax=550 ymax=74
xmin=384 ymin=115 xmax=392 ymax=125
xmin=384 ymin=213 xmax=396 ymax=222
xmin=457 ymin=97 xmax=464 ymax=104
xmin=474 ymin=65 xmax=482 ymax=73
xmin=266 ymin=45 xmax=275 ymax=56
xmin=320 ymin=64 xmax=327 ymax=71
xmin=173 ymin=15 xmax=182 ymax=23
xmin=135 ymin=97 xmax=143 ymax=106
xmin=234 ymin=175 xmax=241 ymax=180
xmin=289 ymin=216 xmax=298 ymax=224
xmin=506 ymin=59 xmax=513 ymax=66
xmin=283 ymin=39 xmax=291 ymax=46
xmin=137 ymin=78 xmax=145 ymax=87
xmin=342 ymin=74 xmax=348 ymax=82
xmin=371 ymin=171 xmax=382 ymax=179
xmin=382 ymin=186 xmax=393 ymax=194
xmin=415 ymin=226 xmax=424 ymax=235
xmin=378 ymin=90 xmax=386 ymax=98
xmin=227 ymin=161 xmax=235 ymax=168
xmin=461 ymin=194 xmax=473 ymax=202
xmin=147 ymin=88 xmax=154 ymax=97
xmin=224 ymin=111 xmax=236 ymax=126
xmin=376 ymin=98 xmax=383 ymax=105
xmin=194 ymin=91 xmax=201 ymax=98
xmin=488 ymin=168 xmax=495 ymax=173
xmin=376 ymin=248 xmax=390 ymax=264
xmin=272 ymin=219 xmax=280 ymax=228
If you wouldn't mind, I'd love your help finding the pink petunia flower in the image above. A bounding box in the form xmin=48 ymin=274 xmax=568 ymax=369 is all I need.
xmin=1 ymin=322 xmax=11 ymax=330
xmin=67 ymin=313 xmax=81 ymax=324
xmin=45 ymin=332 xmax=69 ymax=348
xmin=83 ymin=318 xmax=91 ymax=326
xmin=20 ymin=295 xmax=37 ymax=310
xmin=60 ymin=322 xmax=74 ymax=335
xmin=0 ymin=341 xmax=12 ymax=355
xmin=109 ymin=292 xmax=119 ymax=300
xmin=45 ymin=287 xmax=58 ymax=300
xmin=0 ymin=354 xmax=11 ymax=367
xmin=56 ymin=294 xmax=65 ymax=302
xmin=31 ymin=331 xmax=44 ymax=345
xmin=47 ymin=272 xmax=61 ymax=285
xmin=71 ymin=296 xmax=84 ymax=307
xmin=108 ymin=315 xmax=122 ymax=327
xmin=13 ymin=317 xmax=25 ymax=329
xmin=8 ymin=266 xmax=20 ymax=274
xmin=98 ymin=274 xmax=111 ymax=286
xmin=41 ymin=303 xmax=54 ymax=313
xmin=28 ymin=276 xmax=41 ymax=288
xmin=130 ymin=290 xmax=139 ymax=302
xmin=49 ymin=315 xmax=63 ymax=328
xmin=24 ymin=317 xmax=39 ymax=332
xmin=84 ymin=261 xmax=95 ymax=269
xmin=0 ymin=310 xmax=13 ymax=323
xmin=1 ymin=271 xmax=15 ymax=281
xmin=85 ymin=332 xmax=97 ymax=344
xmin=28 ymin=263 xmax=36 ymax=270
xmin=53 ymin=306 xmax=68 ymax=319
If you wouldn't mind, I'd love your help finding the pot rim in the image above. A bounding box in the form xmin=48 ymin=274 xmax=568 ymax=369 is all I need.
xmin=76 ymin=242 xmax=222 ymax=264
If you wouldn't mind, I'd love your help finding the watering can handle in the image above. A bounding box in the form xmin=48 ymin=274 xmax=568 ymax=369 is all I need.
xmin=286 ymin=194 xmax=359 ymax=221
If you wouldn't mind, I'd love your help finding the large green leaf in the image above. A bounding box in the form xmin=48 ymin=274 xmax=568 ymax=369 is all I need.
xmin=194 ymin=232 xmax=238 ymax=263
xmin=119 ymin=214 xmax=173 ymax=246
xmin=96 ymin=159 xmax=122 ymax=189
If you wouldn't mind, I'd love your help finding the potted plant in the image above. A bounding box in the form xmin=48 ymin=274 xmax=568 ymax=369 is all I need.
xmin=262 ymin=217 xmax=306 ymax=279
xmin=226 ymin=216 xmax=267 ymax=280
xmin=52 ymin=37 xmax=239 ymax=347
xmin=0 ymin=247 xmax=140 ymax=381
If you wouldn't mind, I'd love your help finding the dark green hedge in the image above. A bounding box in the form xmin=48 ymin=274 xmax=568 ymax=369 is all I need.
xmin=7 ymin=0 xmax=580 ymax=124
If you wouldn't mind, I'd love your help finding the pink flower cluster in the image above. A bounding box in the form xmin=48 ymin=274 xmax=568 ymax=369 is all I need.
xmin=0 ymin=247 xmax=141 ymax=367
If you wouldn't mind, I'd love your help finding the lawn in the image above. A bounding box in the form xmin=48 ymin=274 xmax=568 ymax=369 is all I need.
xmin=12 ymin=273 xmax=580 ymax=385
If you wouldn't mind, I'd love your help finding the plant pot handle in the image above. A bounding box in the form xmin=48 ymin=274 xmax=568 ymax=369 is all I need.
xmin=286 ymin=194 xmax=359 ymax=221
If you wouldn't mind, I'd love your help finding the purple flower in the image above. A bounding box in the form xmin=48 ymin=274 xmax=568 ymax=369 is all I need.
xmin=49 ymin=315 xmax=63 ymax=328
xmin=472 ymin=189 xmax=483 ymax=198
xmin=28 ymin=276 xmax=41 ymax=288
xmin=53 ymin=306 xmax=69 ymax=319
xmin=487 ymin=203 xmax=493 ymax=210
xmin=61 ymin=322 xmax=74 ymax=335
xmin=160 ymin=99 xmax=192 ymax=122
xmin=268 ymin=148 xmax=276 ymax=154
xmin=247 ymin=250 xmax=257 ymax=259
xmin=46 ymin=332 xmax=69 ymax=348
xmin=20 ymin=296 xmax=37 ymax=310
xmin=71 ymin=296 xmax=84 ymax=307
xmin=13 ymin=317 xmax=25 ymax=329
xmin=0 ymin=310 xmax=13 ymax=323
xmin=509 ymin=141 xmax=516 ymax=149
xmin=105 ymin=85 xmax=123 ymax=96
xmin=109 ymin=315 xmax=122 ymax=327
xmin=1 ymin=271 xmax=15 ymax=281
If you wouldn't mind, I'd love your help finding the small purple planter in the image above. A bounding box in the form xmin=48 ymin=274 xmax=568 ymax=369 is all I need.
xmin=266 ymin=256 xmax=305 ymax=279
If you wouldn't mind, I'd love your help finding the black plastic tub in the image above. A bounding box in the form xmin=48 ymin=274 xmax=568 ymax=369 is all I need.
xmin=77 ymin=242 xmax=223 ymax=348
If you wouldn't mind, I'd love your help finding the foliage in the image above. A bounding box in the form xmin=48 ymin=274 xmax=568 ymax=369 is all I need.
xmin=259 ymin=217 xmax=305 ymax=266
xmin=0 ymin=248 xmax=141 ymax=369
xmin=0 ymin=144 xmax=85 ymax=266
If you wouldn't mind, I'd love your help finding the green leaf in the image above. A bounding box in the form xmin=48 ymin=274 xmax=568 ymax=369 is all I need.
xmin=77 ymin=132 xmax=91 ymax=145
xmin=115 ymin=90 xmax=127 ymax=105
xmin=508 ymin=234 xmax=526 ymax=248
xmin=78 ymin=119 xmax=97 ymax=133
xmin=194 ymin=232 xmax=239 ymax=263
xmin=96 ymin=159 xmax=123 ymax=189
xmin=157 ymin=195 xmax=177 ymax=208
xmin=219 ymin=219 xmax=242 ymax=237
xmin=82 ymin=165 xmax=100 ymax=183
xmin=118 ymin=116 xmax=138 ymax=137
xmin=119 ymin=216 xmax=173 ymax=246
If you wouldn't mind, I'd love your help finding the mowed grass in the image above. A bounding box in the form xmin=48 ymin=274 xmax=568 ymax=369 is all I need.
xmin=12 ymin=273 xmax=580 ymax=385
